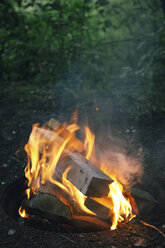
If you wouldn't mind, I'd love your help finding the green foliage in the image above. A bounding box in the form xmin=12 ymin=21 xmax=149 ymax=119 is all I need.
xmin=0 ymin=0 xmax=165 ymax=117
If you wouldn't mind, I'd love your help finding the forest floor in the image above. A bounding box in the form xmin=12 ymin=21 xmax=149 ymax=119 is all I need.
xmin=0 ymin=86 xmax=165 ymax=248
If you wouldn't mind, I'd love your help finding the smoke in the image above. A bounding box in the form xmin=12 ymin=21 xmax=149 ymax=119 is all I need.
xmin=98 ymin=148 xmax=143 ymax=189
xmin=54 ymin=88 xmax=145 ymax=190
xmin=52 ymin=61 xmax=163 ymax=199
xmin=93 ymin=131 xmax=144 ymax=189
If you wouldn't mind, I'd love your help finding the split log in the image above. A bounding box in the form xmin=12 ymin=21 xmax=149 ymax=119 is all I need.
xmin=29 ymin=125 xmax=113 ymax=197
xmin=29 ymin=145 xmax=113 ymax=197
xmin=65 ymin=152 xmax=113 ymax=197
xmin=84 ymin=197 xmax=110 ymax=219
xmin=38 ymin=182 xmax=82 ymax=216
xmin=38 ymin=181 xmax=111 ymax=219
xmin=28 ymin=118 xmax=113 ymax=197
xmin=47 ymin=118 xmax=84 ymax=153
xmin=47 ymin=119 xmax=113 ymax=197
xmin=52 ymin=152 xmax=113 ymax=198
xmin=23 ymin=189 xmax=110 ymax=232
xmin=29 ymin=117 xmax=83 ymax=157
xmin=23 ymin=195 xmax=110 ymax=232
xmin=24 ymin=191 xmax=72 ymax=219
xmin=47 ymin=118 xmax=61 ymax=130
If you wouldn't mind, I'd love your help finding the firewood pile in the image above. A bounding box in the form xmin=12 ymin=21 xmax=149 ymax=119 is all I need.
xmin=19 ymin=118 xmax=158 ymax=231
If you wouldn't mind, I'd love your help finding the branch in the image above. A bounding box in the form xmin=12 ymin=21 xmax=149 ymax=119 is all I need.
xmin=96 ymin=38 xmax=141 ymax=47
xmin=140 ymin=220 xmax=165 ymax=239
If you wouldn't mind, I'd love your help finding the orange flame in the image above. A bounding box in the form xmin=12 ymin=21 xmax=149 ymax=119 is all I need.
xmin=62 ymin=166 xmax=95 ymax=215
xmin=109 ymin=179 xmax=135 ymax=230
xmin=18 ymin=207 xmax=28 ymax=218
xmin=26 ymin=188 xmax=30 ymax=199
xmin=84 ymin=126 xmax=95 ymax=160
xmin=19 ymin=116 xmax=137 ymax=229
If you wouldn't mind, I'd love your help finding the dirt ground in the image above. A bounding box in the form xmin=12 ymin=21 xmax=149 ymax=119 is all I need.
xmin=0 ymin=95 xmax=165 ymax=248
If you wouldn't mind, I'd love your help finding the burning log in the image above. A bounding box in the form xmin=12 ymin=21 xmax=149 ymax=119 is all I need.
xmin=48 ymin=118 xmax=114 ymax=197
xmin=23 ymin=193 xmax=110 ymax=232
xmin=84 ymin=197 xmax=110 ymax=219
xmin=47 ymin=118 xmax=61 ymax=130
xmin=29 ymin=119 xmax=113 ymax=198
xmin=28 ymin=117 xmax=84 ymax=162
xmin=23 ymin=184 xmax=111 ymax=232
xmin=37 ymin=181 xmax=111 ymax=220
xmin=65 ymin=152 xmax=113 ymax=197
xmin=47 ymin=118 xmax=84 ymax=153
xmin=21 ymin=116 xmax=139 ymax=230
xmin=25 ymin=192 xmax=72 ymax=219
xmin=37 ymin=150 xmax=113 ymax=198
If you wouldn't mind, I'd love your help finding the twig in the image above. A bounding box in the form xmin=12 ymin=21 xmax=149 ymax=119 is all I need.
xmin=140 ymin=220 xmax=165 ymax=239
xmin=58 ymin=233 xmax=76 ymax=243
xmin=10 ymin=155 xmax=21 ymax=163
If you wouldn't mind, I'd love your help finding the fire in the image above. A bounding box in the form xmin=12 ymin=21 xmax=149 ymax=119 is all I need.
xmin=19 ymin=115 xmax=137 ymax=229
xmin=26 ymin=188 xmax=30 ymax=199
xmin=18 ymin=207 xmax=28 ymax=218
xmin=84 ymin=126 xmax=95 ymax=160
xmin=62 ymin=166 xmax=96 ymax=215
xmin=109 ymin=179 xmax=135 ymax=230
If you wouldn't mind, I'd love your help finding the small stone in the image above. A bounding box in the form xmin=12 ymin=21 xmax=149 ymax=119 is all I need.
xmin=1 ymin=181 xmax=6 ymax=185
xmin=12 ymin=130 xmax=16 ymax=134
xmin=2 ymin=163 xmax=8 ymax=168
xmin=79 ymin=234 xmax=85 ymax=238
xmin=8 ymin=229 xmax=16 ymax=235
xmin=134 ymin=238 xmax=148 ymax=247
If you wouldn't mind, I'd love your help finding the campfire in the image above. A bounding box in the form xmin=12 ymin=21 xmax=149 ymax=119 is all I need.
xmin=18 ymin=113 xmax=141 ymax=231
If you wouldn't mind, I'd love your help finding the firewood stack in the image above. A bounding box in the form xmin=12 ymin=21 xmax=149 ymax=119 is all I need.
xmin=22 ymin=118 xmax=158 ymax=230
xmin=23 ymin=118 xmax=114 ymax=229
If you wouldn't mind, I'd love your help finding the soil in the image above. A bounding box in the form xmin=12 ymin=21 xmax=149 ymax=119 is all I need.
xmin=0 ymin=96 xmax=165 ymax=248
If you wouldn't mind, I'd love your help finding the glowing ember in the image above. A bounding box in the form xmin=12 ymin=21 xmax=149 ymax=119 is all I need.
xmin=19 ymin=114 xmax=137 ymax=230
